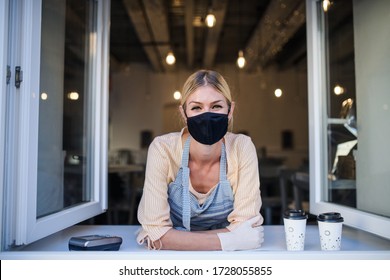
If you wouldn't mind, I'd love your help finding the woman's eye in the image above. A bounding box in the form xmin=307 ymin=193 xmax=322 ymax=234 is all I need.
xmin=212 ymin=105 xmax=222 ymax=109
xmin=190 ymin=106 xmax=201 ymax=110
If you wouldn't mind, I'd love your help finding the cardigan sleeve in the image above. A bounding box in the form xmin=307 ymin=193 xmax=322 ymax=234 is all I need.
xmin=136 ymin=137 xmax=176 ymax=247
xmin=226 ymin=135 xmax=263 ymax=231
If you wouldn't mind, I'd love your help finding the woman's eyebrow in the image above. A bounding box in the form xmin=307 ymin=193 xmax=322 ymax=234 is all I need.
xmin=188 ymin=100 xmax=225 ymax=105
xmin=188 ymin=101 xmax=202 ymax=105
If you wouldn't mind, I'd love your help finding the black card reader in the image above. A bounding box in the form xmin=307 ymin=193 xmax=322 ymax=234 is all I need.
xmin=68 ymin=235 xmax=123 ymax=251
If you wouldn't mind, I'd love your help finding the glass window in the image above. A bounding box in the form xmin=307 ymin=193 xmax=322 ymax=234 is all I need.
xmin=37 ymin=0 xmax=95 ymax=217
xmin=323 ymin=0 xmax=357 ymax=208
xmin=1 ymin=0 xmax=109 ymax=249
xmin=307 ymin=0 xmax=390 ymax=239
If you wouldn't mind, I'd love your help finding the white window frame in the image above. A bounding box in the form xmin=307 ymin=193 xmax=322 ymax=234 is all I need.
xmin=306 ymin=0 xmax=390 ymax=239
xmin=0 ymin=0 xmax=9 ymax=250
xmin=1 ymin=0 xmax=110 ymax=248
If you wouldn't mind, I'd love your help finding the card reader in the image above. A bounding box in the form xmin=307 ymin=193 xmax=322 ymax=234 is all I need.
xmin=68 ymin=235 xmax=123 ymax=251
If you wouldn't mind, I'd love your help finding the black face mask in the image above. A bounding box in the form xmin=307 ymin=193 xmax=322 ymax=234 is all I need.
xmin=187 ymin=112 xmax=228 ymax=145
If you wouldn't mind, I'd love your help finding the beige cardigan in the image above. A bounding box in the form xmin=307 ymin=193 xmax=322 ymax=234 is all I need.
xmin=136 ymin=129 xmax=263 ymax=247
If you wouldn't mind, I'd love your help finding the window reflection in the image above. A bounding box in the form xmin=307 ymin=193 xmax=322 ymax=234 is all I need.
xmin=324 ymin=0 xmax=390 ymax=220
xmin=37 ymin=0 xmax=96 ymax=217
xmin=324 ymin=0 xmax=357 ymax=208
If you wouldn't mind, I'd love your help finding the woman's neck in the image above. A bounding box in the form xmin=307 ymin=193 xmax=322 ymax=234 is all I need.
xmin=190 ymin=140 xmax=221 ymax=165
xmin=182 ymin=131 xmax=222 ymax=165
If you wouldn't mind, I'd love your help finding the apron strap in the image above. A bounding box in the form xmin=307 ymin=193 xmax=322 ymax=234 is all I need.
xmin=220 ymin=142 xmax=227 ymax=181
xmin=181 ymin=137 xmax=191 ymax=230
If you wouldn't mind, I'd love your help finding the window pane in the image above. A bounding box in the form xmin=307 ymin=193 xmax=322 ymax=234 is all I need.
xmin=324 ymin=0 xmax=357 ymax=208
xmin=37 ymin=0 xmax=96 ymax=217
xmin=323 ymin=0 xmax=390 ymax=218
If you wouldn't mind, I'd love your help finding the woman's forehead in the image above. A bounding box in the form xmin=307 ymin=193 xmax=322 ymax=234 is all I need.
xmin=187 ymin=86 xmax=226 ymax=103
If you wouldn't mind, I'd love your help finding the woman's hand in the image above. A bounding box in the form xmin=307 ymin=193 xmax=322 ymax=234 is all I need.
xmin=217 ymin=216 xmax=264 ymax=251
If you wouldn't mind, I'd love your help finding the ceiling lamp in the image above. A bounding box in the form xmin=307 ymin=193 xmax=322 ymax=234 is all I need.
xmin=173 ymin=90 xmax=181 ymax=100
xmin=274 ymin=88 xmax=283 ymax=98
xmin=67 ymin=91 xmax=79 ymax=100
xmin=205 ymin=11 xmax=216 ymax=28
xmin=165 ymin=51 xmax=176 ymax=65
xmin=236 ymin=50 xmax=246 ymax=68
xmin=322 ymin=0 xmax=332 ymax=12
xmin=333 ymin=84 xmax=345 ymax=95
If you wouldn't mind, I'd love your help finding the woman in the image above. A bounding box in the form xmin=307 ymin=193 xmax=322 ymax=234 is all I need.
xmin=137 ymin=70 xmax=264 ymax=251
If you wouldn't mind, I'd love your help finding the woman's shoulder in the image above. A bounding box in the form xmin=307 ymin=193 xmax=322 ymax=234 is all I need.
xmin=224 ymin=132 xmax=257 ymax=166
xmin=149 ymin=132 xmax=182 ymax=155
xmin=154 ymin=132 xmax=181 ymax=142
xmin=225 ymin=132 xmax=254 ymax=148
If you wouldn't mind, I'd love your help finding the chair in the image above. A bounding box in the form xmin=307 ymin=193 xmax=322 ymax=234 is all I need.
xmin=107 ymin=149 xmax=145 ymax=225
xmin=259 ymin=159 xmax=286 ymax=225
xmin=290 ymin=172 xmax=310 ymax=212
xmin=278 ymin=168 xmax=296 ymax=214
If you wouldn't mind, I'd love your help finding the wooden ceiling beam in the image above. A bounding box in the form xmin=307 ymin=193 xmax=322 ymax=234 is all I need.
xmin=203 ymin=0 xmax=228 ymax=69
xmin=184 ymin=0 xmax=194 ymax=68
xmin=245 ymin=0 xmax=305 ymax=71
xmin=123 ymin=0 xmax=171 ymax=72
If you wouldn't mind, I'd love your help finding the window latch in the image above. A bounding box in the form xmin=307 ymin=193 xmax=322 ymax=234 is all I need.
xmin=15 ymin=66 xmax=23 ymax=88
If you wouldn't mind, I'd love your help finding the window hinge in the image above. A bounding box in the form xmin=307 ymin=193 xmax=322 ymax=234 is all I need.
xmin=15 ymin=66 xmax=23 ymax=88
xmin=6 ymin=65 xmax=11 ymax=85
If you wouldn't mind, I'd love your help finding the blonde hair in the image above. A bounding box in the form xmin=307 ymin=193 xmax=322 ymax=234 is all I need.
xmin=181 ymin=70 xmax=232 ymax=110
xmin=181 ymin=69 xmax=234 ymax=129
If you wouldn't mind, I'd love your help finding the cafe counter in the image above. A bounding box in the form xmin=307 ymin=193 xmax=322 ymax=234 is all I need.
xmin=1 ymin=225 xmax=389 ymax=259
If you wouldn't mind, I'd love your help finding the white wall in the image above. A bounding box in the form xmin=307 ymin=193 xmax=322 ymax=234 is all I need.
xmin=109 ymin=63 xmax=309 ymax=169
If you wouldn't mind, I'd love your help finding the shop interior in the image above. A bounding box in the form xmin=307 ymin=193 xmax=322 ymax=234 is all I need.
xmin=69 ymin=0 xmax=356 ymax=226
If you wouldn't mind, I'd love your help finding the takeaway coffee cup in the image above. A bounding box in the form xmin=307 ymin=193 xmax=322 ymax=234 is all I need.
xmin=283 ymin=210 xmax=308 ymax=251
xmin=317 ymin=212 xmax=344 ymax=250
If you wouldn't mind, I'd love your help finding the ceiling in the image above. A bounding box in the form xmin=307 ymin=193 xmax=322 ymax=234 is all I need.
xmin=110 ymin=0 xmax=307 ymax=72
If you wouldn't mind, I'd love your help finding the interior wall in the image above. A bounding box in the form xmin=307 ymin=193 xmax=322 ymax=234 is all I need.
xmin=109 ymin=63 xmax=308 ymax=169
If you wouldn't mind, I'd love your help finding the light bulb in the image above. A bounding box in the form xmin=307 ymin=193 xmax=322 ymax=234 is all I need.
xmin=173 ymin=90 xmax=181 ymax=100
xmin=205 ymin=13 xmax=216 ymax=28
xmin=333 ymin=84 xmax=345 ymax=95
xmin=322 ymin=0 xmax=331 ymax=12
xmin=274 ymin=88 xmax=282 ymax=98
xmin=67 ymin=91 xmax=79 ymax=100
xmin=237 ymin=50 xmax=246 ymax=68
xmin=166 ymin=51 xmax=176 ymax=65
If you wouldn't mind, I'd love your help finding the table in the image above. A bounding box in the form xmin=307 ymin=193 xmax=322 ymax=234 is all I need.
xmin=108 ymin=164 xmax=144 ymax=174
xmin=108 ymin=164 xmax=145 ymax=224
xmin=2 ymin=225 xmax=389 ymax=260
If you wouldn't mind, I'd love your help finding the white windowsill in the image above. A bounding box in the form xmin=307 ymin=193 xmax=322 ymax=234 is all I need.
xmin=1 ymin=225 xmax=389 ymax=260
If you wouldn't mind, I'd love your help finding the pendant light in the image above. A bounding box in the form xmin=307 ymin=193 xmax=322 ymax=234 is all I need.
xmin=322 ymin=0 xmax=332 ymax=12
xmin=173 ymin=90 xmax=181 ymax=100
xmin=236 ymin=2 xmax=245 ymax=69
xmin=237 ymin=50 xmax=246 ymax=68
xmin=165 ymin=51 xmax=176 ymax=65
xmin=205 ymin=9 xmax=216 ymax=28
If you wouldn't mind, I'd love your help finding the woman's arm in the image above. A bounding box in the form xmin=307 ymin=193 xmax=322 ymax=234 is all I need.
xmin=137 ymin=137 xmax=176 ymax=244
xmin=226 ymin=135 xmax=263 ymax=230
xmin=155 ymin=217 xmax=263 ymax=251
xmin=156 ymin=228 xmax=228 ymax=250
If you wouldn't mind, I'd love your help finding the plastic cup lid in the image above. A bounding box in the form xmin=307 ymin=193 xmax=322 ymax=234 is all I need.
xmin=317 ymin=212 xmax=344 ymax=222
xmin=283 ymin=209 xmax=308 ymax=219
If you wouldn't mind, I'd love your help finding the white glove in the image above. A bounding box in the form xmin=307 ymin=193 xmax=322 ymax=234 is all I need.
xmin=217 ymin=216 xmax=264 ymax=251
